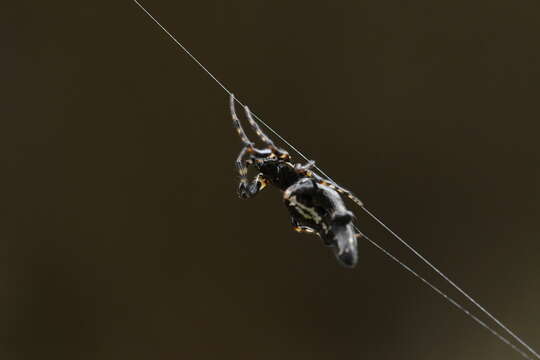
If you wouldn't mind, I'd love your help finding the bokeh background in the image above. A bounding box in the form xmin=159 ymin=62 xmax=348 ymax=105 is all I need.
xmin=2 ymin=1 xmax=539 ymax=359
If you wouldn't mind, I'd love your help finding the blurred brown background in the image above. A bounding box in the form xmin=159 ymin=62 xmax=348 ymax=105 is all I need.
xmin=1 ymin=0 xmax=539 ymax=359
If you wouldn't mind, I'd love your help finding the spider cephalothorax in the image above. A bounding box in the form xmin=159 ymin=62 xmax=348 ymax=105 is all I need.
xmin=231 ymin=94 xmax=362 ymax=267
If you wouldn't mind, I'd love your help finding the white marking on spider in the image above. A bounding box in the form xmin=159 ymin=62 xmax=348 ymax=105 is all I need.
xmin=288 ymin=195 xmax=322 ymax=224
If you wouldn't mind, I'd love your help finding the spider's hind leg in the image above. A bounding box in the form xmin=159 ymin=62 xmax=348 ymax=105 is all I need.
xmin=232 ymin=94 xmax=272 ymax=199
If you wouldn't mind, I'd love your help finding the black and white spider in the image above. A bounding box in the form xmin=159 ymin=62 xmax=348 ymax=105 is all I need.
xmin=231 ymin=94 xmax=363 ymax=267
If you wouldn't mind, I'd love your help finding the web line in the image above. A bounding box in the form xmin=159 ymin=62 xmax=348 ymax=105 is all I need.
xmin=360 ymin=232 xmax=531 ymax=360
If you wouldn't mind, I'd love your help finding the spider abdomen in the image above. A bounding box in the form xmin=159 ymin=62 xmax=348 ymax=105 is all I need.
xmin=283 ymin=178 xmax=358 ymax=267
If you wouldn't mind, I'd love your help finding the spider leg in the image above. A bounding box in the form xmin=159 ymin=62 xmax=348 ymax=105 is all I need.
xmin=242 ymin=105 xmax=275 ymax=147
xmin=232 ymin=94 xmax=273 ymax=199
xmin=294 ymin=160 xmax=316 ymax=173
xmin=293 ymin=226 xmax=317 ymax=234
xmin=236 ymin=146 xmax=251 ymax=181
xmin=313 ymin=174 xmax=364 ymax=208
xmin=230 ymin=93 xmax=252 ymax=146
xmin=238 ymin=172 xmax=269 ymax=199
xmin=236 ymin=145 xmax=252 ymax=197
xmin=290 ymin=216 xmax=317 ymax=235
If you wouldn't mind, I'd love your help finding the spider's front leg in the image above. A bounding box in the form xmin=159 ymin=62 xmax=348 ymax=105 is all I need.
xmin=238 ymin=174 xmax=268 ymax=199
xmin=238 ymin=172 xmax=269 ymax=200
xmin=232 ymin=93 xmax=270 ymax=199
xmin=236 ymin=145 xmax=270 ymax=199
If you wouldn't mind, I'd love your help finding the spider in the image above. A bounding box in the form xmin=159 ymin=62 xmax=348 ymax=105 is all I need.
xmin=231 ymin=94 xmax=363 ymax=267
